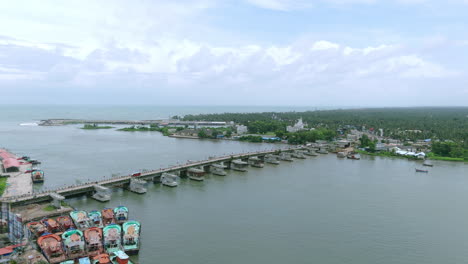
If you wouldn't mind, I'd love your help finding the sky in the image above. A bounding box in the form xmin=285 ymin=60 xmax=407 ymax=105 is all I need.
xmin=0 ymin=0 xmax=467 ymax=106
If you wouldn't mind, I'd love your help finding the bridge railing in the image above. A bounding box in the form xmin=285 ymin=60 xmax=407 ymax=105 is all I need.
xmin=1 ymin=147 xmax=302 ymax=202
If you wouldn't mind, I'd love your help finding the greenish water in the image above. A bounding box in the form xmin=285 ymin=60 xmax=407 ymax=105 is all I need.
xmin=1 ymin=106 xmax=467 ymax=264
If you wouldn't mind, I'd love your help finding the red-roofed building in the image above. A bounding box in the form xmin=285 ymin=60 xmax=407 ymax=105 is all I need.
xmin=0 ymin=149 xmax=20 ymax=173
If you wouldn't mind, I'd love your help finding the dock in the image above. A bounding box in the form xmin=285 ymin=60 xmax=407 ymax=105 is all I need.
xmin=1 ymin=147 xmax=305 ymax=206
xmin=38 ymin=119 xmax=229 ymax=127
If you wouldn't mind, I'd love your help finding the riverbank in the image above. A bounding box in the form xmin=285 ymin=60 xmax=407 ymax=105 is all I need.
xmin=356 ymin=150 xmax=467 ymax=162
xmin=81 ymin=124 xmax=114 ymax=129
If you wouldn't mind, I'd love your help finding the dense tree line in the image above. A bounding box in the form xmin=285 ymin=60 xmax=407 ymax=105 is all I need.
xmin=182 ymin=107 xmax=468 ymax=142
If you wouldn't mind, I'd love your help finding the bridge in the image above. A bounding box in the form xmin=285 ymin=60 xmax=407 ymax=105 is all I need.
xmin=1 ymin=147 xmax=306 ymax=206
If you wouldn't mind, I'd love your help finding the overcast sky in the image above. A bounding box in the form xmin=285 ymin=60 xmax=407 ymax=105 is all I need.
xmin=0 ymin=0 xmax=467 ymax=106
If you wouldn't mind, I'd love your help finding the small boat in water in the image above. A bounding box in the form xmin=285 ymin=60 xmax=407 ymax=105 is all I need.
xmin=248 ymin=156 xmax=265 ymax=168
xmin=423 ymin=161 xmax=433 ymax=167
xmin=415 ymin=168 xmax=429 ymax=173
xmin=337 ymin=152 xmax=346 ymax=158
xmin=161 ymin=173 xmax=179 ymax=186
xmin=231 ymin=159 xmax=249 ymax=171
xmin=347 ymin=153 xmax=361 ymax=160
xmin=41 ymin=218 xmax=61 ymax=233
xmin=38 ymin=233 xmax=67 ymax=263
xmin=110 ymin=250 xmax=135 ymax=264
xmin=101 ymin=208 xmax=115 ymax=226
xmin=187 ymin=167 xmax=205 ymax=181
xmin=27 ymin=221 xmax=47 ymax=237
xmin=317 ymin=149 xmax=328 ymax=154
xmin=265 ymin=154 xmax=280 ymax=164
xmin=89 ymin=210 xmax=104 ymax=228
xmin=31 ymin=169 xmax=44 ymax=183
xmin=291 ymin=151 xmax=306 ymax=159
xmin=85 ymin=227 xmax=104 ymax=257
xmin=70 ymin=211 xmax=91 ymax=230
xmin=122 ymin=221 xmax=141 ymax=254
xmin=57 ymin=216 xmax=75 ymax=231
xmin=211 ymin=166 xmax=227 ymax=176
xmin=279 ymin=153 xmax=293 ymax=162
xmin=62 ymin=229 xmax=86 ymax=259
xmin=103 ymin=224 xmax=123 ymax=254
xmin=114 ymin=206 xmax=129 ymax=224
xmin=93 ymin=253 xmax=112 ymax=264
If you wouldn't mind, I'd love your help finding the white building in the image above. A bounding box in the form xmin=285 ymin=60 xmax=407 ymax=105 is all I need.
xmin=236 ymin=125 xmax=248 ymax=134
xmin=287 ymin=118 xmax=305 ymax=133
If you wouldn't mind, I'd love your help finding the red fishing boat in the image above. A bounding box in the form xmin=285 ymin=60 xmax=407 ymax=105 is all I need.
xmin=85 ymin=227 xmax=104 ymax=257
xmin=57 ymin=216 xmax=75 ymax=231
xmin=37 ymin=233 xmax=67 ymax=263
xmin=101 ymin=208 xmax=115 ymax=226
xmin=41 ymin=218 xmax=61 ymax=233
xmin=93 ymin=253 xmax=112 ymax=264
xmin=26 ymin=222 xmax=47 ymax=237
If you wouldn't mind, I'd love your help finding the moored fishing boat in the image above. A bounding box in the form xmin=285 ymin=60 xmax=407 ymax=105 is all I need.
xmin=161 ymin=173 xmax=179 ymax=187
xmin=101 ymin=208 xmax=115 ymax=226
xmin=62 ymin=229 xmax=86 ymax=259
xmin=38 ymin=233 xmax=67 ymax=263
xmin=278 ymin=153 xmax=293 ymax=162
xmin=265 ymin=154 xmax=280 ymax=164
xmin=122 ymin=221 xmax=141 ymax=254
xmin=317 ymin=148 xmax=328 ymax=154
xmin=89 ymin=210 xmax=104 ymax=228
xmin=248 ymin=156 xmax=264 ymax=168
xmin=187 ymin=167 xmax=205 ymax=181
xmin=103 ymin=224 xmax=123 ymax=253
xmin=337 ymin=152 xmax=346 ymax=158
xmin=31 ymin=169 xmax=44 ymax=183
xmin=27 ymin=221 xmax=47 ymax=237
xmin=57 ymin=216 xmax=75 ymax=231
xmin=41 ymin=218 xmax=61 ymax=233
xmin=93 ymin=253 xmax=112 ymax=264
xmin=110 ymin=250 xmax=135 ymax=264
xmin=347 ymin=153 xmax=361 ymax=160
xmin=114 ymin=206 xmax=129 ymax=224
xmin=85 ymin=227 xmax=104 ymax=257
xmin=423 ymin=161 xmax=433 ymax=167
xmin=415 ymin=168 xmax=429 ymax=173
xmin=70 ymin=211 xmax=91 ymax=230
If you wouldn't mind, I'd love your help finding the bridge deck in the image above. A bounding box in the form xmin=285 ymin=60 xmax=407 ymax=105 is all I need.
xmin=2 ymin=148 xmax=302 ymax=205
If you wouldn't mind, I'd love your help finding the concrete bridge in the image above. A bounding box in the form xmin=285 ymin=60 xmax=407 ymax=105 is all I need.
xmin=1 ymin=147 xmax=305 ymax=206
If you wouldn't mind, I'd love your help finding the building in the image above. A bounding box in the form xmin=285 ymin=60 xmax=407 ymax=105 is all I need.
xmin=286 ymin=118 xmax=305 ymax=133
xmin=0 ymin=149 xmax=20 ymax=173
xmin=236 ymin=125 xmax=248 ymax=135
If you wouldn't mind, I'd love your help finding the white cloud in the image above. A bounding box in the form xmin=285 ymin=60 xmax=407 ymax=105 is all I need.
xmin=245 ymin=0 xmax=311 ymax=10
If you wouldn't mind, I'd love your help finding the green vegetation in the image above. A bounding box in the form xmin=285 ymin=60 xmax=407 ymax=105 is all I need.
xmin=0 ymin=177 xmax=7 ymax=196
xmin=181 ymin=107 xmax=468 ymax=142
xmin=431 ymin=141 xmax=467 ymax=160
xmin=117 ymin=125 xmax=160 ymax=132
xmin=81 ymin=124 xmax=114 ymax=129
xmin=359 ymin=135 xmax=377 ymax=152
xmin=43 ymin=205 xmax=55 ymax=211
xmin=197 ymin=127 xmax=234 ymax=139
xmin=286 ymin=129 xmax=336 ymax=144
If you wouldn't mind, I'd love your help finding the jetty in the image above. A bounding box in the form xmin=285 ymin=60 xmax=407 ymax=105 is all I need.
xmin=1 ymin=147 xmax=305 ymax=207
xmin=38 ymin=119 xmax=229 ymax=127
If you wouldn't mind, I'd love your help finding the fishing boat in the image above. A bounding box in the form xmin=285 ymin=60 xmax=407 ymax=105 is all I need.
xmin=347 ymin=153 xmax=361 ymax=160
xmin=317 ymin=149 xmax=328 ymax=154
xmin=248 ymin=156 xmax=264 ymax=168
xmin=278 ymin=153 xmax=293 ymax=162
xmin=85 ymin=227 xmax=104 ymax=257
xmin=89 ymin=210 xmax=104 ymax=228
xmin=304 ymin=149 xmax=318 ymax=156
xmin=187 ymin=167 xmax=205 ymax=181
xmin=62 ymin=229 xmax=86 ymax=259
xmin=31 ymin=169 xmax=44 ymax=183
xmin=211 ymin=166 xmax=227 ymax=176
xmin=110 ymin=250 xmax=135 ymax=264
xmin=415 ymin=168 xmax=429 ymax=173
xmin=101 ymin=208 xmax=115 ymax=226
xmin=293 ymin=152 xmax=306 ymax=159
xmin=93 ymin=253 xmax=112 ymax=264
xmin=27 ymin=221 xmax=47 ymax=237
xmin=38 ymin=233 xmax=67 ymax=263
xmin=41 ymin=218 xmax=61 ymax=233
xmin=265 ymin=154 xmax=280 ymax=164
xmin=57 ymin=216 xmax=75 ymax=231
xmin=114 ymin=206 xmax=129 ymax=224
xmin=161 ymin=173 xmax=179 ymax=187
xmin=103 ymin=224 xmax=123 ymax=253
xmin=70 ymin=211 xmax=91 ymax=230
xmin=122 ymin=221 xmax=141 ymax=254
xmin=423 ymin=161 xmax=434 ymax=167
xmin=78 ymin=257 xmax=92 ymax=264
xmin=231 ymin=159 xmax=249 ymax=171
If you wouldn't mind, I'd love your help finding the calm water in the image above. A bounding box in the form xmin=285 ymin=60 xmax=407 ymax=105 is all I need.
xmin=1 ymin=106 xmax=467 ymax=264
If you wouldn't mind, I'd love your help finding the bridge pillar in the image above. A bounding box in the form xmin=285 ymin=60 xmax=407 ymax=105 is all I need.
xmin=129 ymin=178 xmax=147 ymax=194
xmin=152 ymin=174 xmax=162 ymax=183
xmin=248 ymin=156 xmax=264 ymax=168
xmin=91 ymin=185 xmax=111 ymax=202
xmin=179 ymin=170 xmax=187 ymax=178
xmin=210 ymin=164 xmax=227 ymax=176
xmin=50 ymin=193 xmax=65 ymax=208
xmin=223 ymin=161 xmax=231 ymax=169
xmin=231 ymin=159 xmax=248 ymax=172
xmin=203 ymin=165 xmax=211 ymax=173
